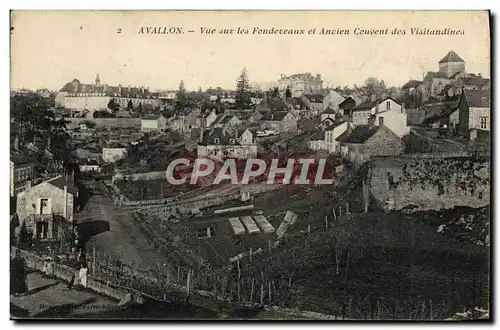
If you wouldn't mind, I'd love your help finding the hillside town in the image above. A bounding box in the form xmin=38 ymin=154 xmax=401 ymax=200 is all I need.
xmin=10 ymin=50 xmax=490 ymax=320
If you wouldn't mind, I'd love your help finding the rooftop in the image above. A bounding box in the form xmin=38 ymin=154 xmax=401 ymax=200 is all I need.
xmin=199 ymin=128 xmax=240 ymax=146
xmin=336 ymin=125 xmax=380 ymax=144
xmin=11 ymin=149 xmax=35 ymax=165
xmin=402 ymin=80 xmax=423 ymax=89
xmin=438 ymin=51 xmax=465 ymax=64
xmin=46 ymin=175 xmax=78 ymax=195
xmin=462 ymin=89 xmax=490 ymax=108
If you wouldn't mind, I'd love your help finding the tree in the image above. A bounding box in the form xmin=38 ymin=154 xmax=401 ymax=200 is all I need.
xmin=107 ymin=98 xmax=119 ymax=111
xmin=364 ymin=77 xmax=382 ymax=99
xmin=175 ymin=80 xmax=187 ymax=111
xmin=285 ymin=87 xmax=292 ymax=98
xmin=10 ymin=93 xmax=70 ymax=158
xmin=127 ymin=100 xmax=133 ymax=110
xmin=235 ymin=68 xmax=251 ymax=109
xmin=379 ymin=79 xmax=387 ymax=92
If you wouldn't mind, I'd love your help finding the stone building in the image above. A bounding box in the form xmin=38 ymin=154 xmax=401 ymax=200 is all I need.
xmin=457 ymin=89 xmax=491 ymax=138
xmin=141 ymin=114 xmax=167 ymax=133
xmin=102 ymin=142 xmax=128 ymax=163
xmin=350 ymin=97 xmax=409 ymax=138
xmin=56 ymin=74 xmax=163 ymax=116
xmin=336 ymin=116 xmax=405 ymax=166
xmin=278 ymin=73 xmax=323 ymax=97
xmin=10 ymin=147 xmax=35 ymax=198
xmin=16 ymin=175 xmax=78 ymax=241
xmin=197 ymin=128 xmax=258 ymax=161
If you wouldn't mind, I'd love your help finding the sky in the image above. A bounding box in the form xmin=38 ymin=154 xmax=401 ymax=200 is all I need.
xmin=10 ymin=10 xmax=490 ymax=91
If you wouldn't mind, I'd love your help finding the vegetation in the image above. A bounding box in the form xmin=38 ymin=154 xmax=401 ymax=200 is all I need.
xmin=400 ymin=158 xmax=489 ymax=196
xmin=107 ymin=98 xmax=119 ymax=112
xmin=235 ymin=68 xmax=251 ymax=109
xmin=10 ymin=93 xmax=70 ymax=159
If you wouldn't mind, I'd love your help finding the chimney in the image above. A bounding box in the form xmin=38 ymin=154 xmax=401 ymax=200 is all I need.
xmin=368 ymin=115 xmax=376 ymax=128
xmin=378 ymin=116 xmax=384 ymax=127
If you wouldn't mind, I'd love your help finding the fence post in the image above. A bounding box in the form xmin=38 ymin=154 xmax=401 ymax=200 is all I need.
xmin=250 ymin=278 xmax=255 ymax=303
xmin=268 ymin=281 xmax=272 ymax=304
xmin=260 ymin=283 xmax=264 ymax=305
xmin=92 ymin=247 xmax=96 ymax=277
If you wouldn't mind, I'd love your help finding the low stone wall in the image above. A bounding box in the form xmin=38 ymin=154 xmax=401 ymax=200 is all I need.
xmin=11 ymin=247 xmax=134 ymax=302
xmin=369 ymin=155 xmax=490 ymax=211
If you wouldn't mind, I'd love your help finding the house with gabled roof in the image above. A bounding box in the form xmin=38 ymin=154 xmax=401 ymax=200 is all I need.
xmin=10 ymin=148 xmax=36 ymax=197
xmin=309 ymin=119 xmax=350 ymax=153
xmin=336 ymin=115 xmax=404 ymax=166
xmin=338 ymin=97 xmax=357 ymax=117
xmin=457 ymin=88 xmax=491 ymax=138
xmin=197 ymin=127 xmax=257 ymax=160
xmin=260 ymin=111 xmax=297 ymax=133
xmin=350 ymin=97 xmax=409 ymax=138
xmin=16 ymin=174 xmax=78 ymax=241
xmin=141 ymin=114 xmax=167 ymax=133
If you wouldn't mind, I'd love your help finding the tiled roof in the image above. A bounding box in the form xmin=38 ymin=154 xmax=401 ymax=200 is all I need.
xmin=310 ymin=130 xmax=325 ymax=141
xmin=10 ymin=149 xmax=34 ymax=165
xmin=261 ymin=111 xmax=293 ymax=121
xmin=60 ymin=78 xmax=157 ymax=99
xmin=142 ymin=114 xmax=162 ymax=120
xmin=459 ymin=76 xmax=490 ymax=89
xmin=438 ymin=51 xmax=465 ymax=64
xmin=338 ymin=97 xmax=356 ymax=109
xmin=463 ymin=90 xmax=490 ymax=108
xmin=402 ymin=80 xmax=423 ymax=89
xmin=352 ymin=101 xmax=377 ymax=111
xmin=325 ymin=120 xmax=347 ymax=131
xmin=303 ymin=94 xmax=324 ymax=103
xmin=425 ymin=71 xmax=449 ymax=80
xmin=323 ymin=107 xmax=336 ymax=114
xmin=105 ymin=142 xmax=127 ymax=149
xmin=199 ymin=128 xmax=240 ymax=146
xmin=46 ymin=175 xmax=78 ymax=195
xmin=336 ymin=125 xmax=379 ymax=144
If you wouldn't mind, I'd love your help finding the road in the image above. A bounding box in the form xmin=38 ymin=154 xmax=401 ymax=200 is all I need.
xmin=76 ymin=193 xmax=159 ymax=270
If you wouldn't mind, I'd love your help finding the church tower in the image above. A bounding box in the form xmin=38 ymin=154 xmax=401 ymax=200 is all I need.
xmin=95 ymin=73 xmax=101 ymax=86
xmin=438 ymin=51 xmax=466 ymax=78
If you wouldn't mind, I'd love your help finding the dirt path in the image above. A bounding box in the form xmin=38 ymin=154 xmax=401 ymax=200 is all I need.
xmin=78 ymin=194 xmax=159 ymax=269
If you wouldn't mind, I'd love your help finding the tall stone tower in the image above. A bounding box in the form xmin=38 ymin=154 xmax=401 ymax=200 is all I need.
xmin=438 ymin=51 xmax=466 ymax=78
xmin=95 ymin=73 xmax=101 ymax=86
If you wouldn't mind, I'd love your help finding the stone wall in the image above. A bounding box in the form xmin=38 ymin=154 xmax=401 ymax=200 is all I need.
xmin=66 ymin=118 xmax=141 ymax=129
xmin=368 ymin=155 xmax=490 ymax=211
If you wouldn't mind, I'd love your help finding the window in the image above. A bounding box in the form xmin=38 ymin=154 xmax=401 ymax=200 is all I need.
xmin=386 ymin=101 xmax=391 ymax=110
xmin=40 ymin=198 xmax=49 ymax=214
xmin=214 ymin=137 xmax=220 ymax=144
xmin=230 ymin=138 xmax=235 ymax=144
xmin=480 ymin=117 xmax=488 ymax=130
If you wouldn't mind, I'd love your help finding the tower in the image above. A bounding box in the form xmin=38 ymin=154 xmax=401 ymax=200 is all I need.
xmin=95 ymin=73 xmax=101 ymax=86
xmin=438 ymin=51 xmax=465 ymax=78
